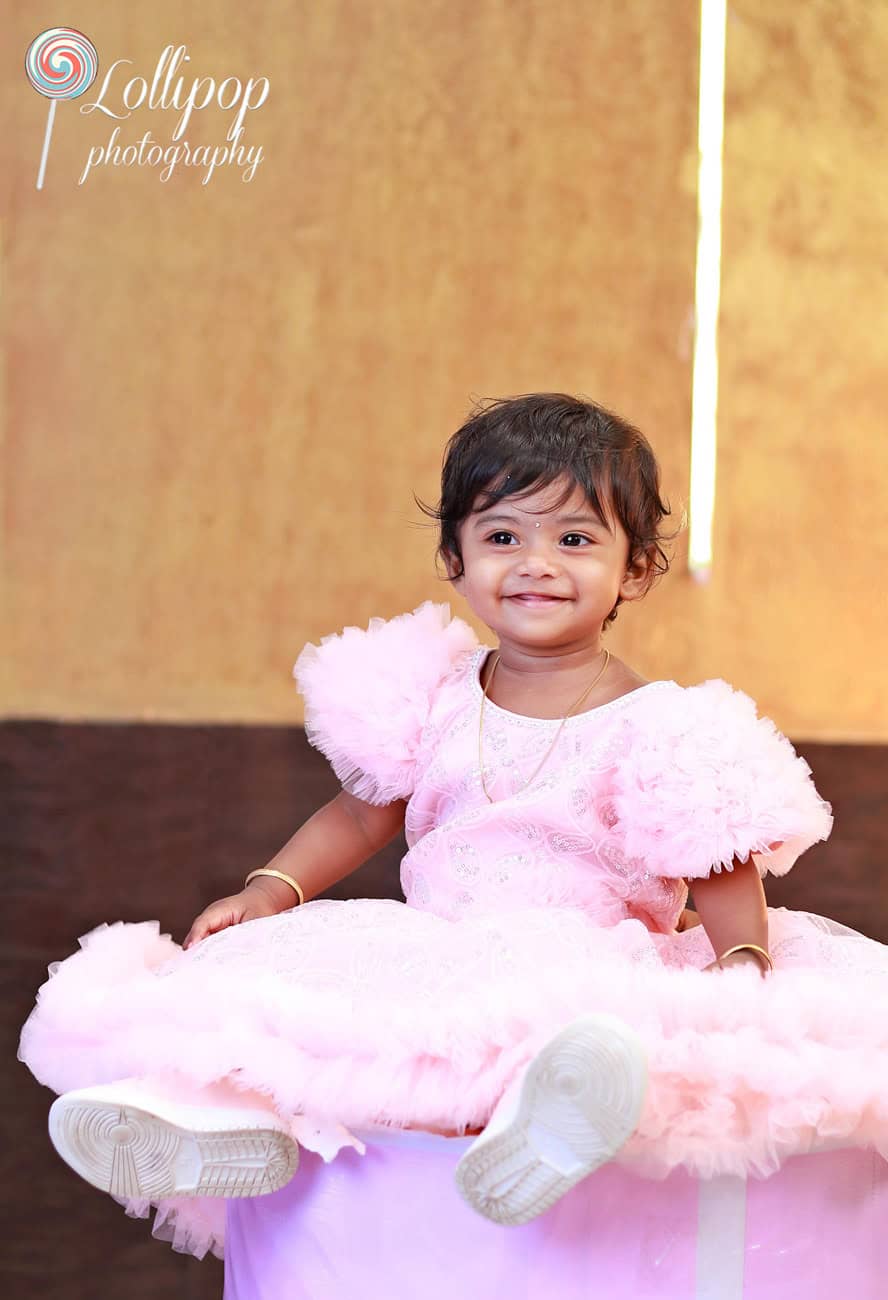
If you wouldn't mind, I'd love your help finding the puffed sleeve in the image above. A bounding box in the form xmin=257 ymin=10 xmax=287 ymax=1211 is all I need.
xmin=610 ymin=679 xmax=834 ymax=880
xmin=291 ymin=600 xmax=479 ymax=806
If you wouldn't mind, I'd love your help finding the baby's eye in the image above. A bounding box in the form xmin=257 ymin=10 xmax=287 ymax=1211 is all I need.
xmin=485 ymin=531 xmax=592 ymax=547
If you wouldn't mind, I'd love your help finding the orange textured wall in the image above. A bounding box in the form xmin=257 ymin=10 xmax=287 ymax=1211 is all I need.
xmin=2 ymin=3 xmax=885 ymax=738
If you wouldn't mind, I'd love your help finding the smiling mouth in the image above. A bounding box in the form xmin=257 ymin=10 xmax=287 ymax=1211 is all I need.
xmin=507 ymin=594 xmax=568 ymax=604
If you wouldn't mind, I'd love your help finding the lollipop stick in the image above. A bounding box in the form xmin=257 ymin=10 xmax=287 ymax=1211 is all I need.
xmin=36 ymin=99 xmax=56 ymax=191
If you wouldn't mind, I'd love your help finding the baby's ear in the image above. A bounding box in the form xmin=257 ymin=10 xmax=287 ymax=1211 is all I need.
xmin=442 ymin=549 xmax=462 ymax=584
xmin=622 ymin=545 xmax=655 ymax=596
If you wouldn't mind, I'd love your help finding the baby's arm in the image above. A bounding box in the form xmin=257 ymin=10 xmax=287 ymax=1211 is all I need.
xmin=183 ymin=793 xmax=406 ymax=947
xmin=675 ymin=908 xmax=702 ymax=932
xmin=687 ymin=854 xmax=770 ymax=973
xmin=247 ymin=792 xmax=407 ymax=910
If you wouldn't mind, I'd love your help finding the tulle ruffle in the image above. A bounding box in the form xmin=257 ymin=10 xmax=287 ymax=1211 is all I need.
xmin=117 ymin=1189 xmax=226 ymax=1262
xmin=292 ymin=600 xmax=479 ymax=805
xmin=611 ymin=678 xmax=834 ymax=880
xmin=19 ymin=901 xmax=888 ymax=1256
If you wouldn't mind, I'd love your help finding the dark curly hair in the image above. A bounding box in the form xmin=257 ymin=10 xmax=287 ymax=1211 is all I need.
xmin=414 ymin=392 xmax=683 ymax=631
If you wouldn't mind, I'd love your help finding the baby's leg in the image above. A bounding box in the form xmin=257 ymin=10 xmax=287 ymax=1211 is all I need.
xmin=47 ymin=1072 xmax=298 ymax=1201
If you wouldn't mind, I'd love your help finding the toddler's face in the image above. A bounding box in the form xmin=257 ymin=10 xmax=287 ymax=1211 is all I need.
xmin=446 ymin=475 xmax=649 ymax=647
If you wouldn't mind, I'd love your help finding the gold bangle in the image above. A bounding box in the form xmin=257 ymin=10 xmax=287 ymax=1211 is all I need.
xmin=244 ymin=868 xmax=305 ymax=906
xmin=716 ymin=943 xmax=773 ymax=974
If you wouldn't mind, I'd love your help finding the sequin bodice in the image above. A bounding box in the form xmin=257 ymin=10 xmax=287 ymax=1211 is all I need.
xmin=401 ymin=646 xmax=687 ymax=931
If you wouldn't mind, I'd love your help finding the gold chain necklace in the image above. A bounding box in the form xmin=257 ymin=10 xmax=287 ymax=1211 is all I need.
xmin=479 ymin=648 xmax=611 ymax=803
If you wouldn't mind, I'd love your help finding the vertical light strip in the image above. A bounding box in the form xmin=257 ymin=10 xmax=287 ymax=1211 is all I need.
xmin=695 ymin=1175 xmax=748 ymax=1298
xmin=688 ymin=0 xmax=728 ymax=583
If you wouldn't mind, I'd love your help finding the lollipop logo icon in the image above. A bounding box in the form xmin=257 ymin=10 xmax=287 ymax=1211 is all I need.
xmin=26 ymin=27 xmax=99 ymax=190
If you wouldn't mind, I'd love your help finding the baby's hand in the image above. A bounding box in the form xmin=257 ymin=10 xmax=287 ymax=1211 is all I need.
xmin=182 ymin=889 xmax=280 ymax=950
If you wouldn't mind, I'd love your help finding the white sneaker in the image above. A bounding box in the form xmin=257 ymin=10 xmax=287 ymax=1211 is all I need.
xmin=454 ymin=1013 xmax=648 ymax=1226
xmin=48 ymin=1079 xmax=300 ymax=1200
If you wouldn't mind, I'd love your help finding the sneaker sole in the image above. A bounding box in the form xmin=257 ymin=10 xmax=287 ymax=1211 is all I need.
xmin=48 ymin=1092 xmax=300 ymax=1200
xmin=454 ymin=1013 xmax=648 ymax=1226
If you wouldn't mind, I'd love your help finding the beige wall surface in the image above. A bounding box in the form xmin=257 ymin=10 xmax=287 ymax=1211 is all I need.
xmin=714 ymin=2 xmax=888 ymax=738
xmin=2 ymin=3 xmax=885 ymax=739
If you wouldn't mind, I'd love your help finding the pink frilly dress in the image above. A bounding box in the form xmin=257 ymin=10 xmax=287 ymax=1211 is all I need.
xmin=17 ymin=600 xmax=888 ymax=1260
